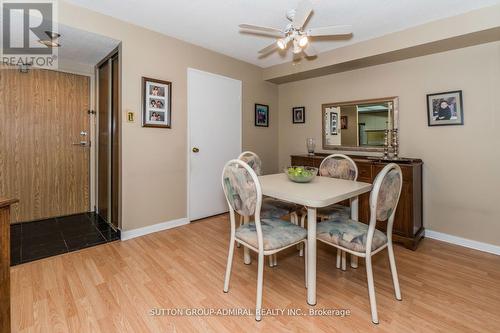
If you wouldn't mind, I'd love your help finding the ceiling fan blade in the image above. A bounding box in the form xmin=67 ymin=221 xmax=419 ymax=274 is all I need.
xmin=258 ymin=42 xmax=279 ymax=54
xmin=293 ymin=0 xmax=313 ymax=29
xmin=239 ymin=24 xmax=283 ymax=36
xmin=307 ymin=25 xmax=353 ymax=37
xmin=303 ymin=43 xmax=317 ymax=57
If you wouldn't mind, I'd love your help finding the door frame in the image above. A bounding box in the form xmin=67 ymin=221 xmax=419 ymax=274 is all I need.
xmin=95 ymin=45 xmax=122 ymax=229
xmin=186 ymin=68 xmax=242 ymax=222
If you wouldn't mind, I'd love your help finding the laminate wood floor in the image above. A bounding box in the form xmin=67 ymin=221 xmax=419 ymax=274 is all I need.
xmin=10 ymin=214 xmax=500 ymax=332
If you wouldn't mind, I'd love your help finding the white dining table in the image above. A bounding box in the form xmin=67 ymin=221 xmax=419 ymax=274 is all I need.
xmin=257 ymin=173 xmax=372 ymax=305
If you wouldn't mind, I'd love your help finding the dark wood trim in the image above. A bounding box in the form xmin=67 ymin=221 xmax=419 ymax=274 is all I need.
xmin=142 ymin=77 xmax=172 ymax=129
xmin=96 ymin=45 xmax=120 ymax=69
xmin=1 ymin=198 xmax=17 ymax=333
xmin=255 ymin=103 xmax=269 ymax=127
xmin=0 ymin=197 xmax=19 ymax=208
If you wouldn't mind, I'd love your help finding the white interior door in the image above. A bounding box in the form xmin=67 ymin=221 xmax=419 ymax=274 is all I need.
xmin=188 ymin=68 xmax=242 ymax=221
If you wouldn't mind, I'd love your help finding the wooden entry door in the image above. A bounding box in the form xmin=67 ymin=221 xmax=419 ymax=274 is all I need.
xmin=0 ymin=68 xmax=91 ymax=223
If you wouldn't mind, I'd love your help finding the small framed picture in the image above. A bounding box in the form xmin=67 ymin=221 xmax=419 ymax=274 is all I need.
xmin=255 ymin=103 xmax=269 ymax=127
xmin=426 ymin=90 xmax=464 ymax=126
xmin=142 ymin=77 xmax=172 ymax=128
xmin=330 ymin=112 xmax=338 ymax=135
xmin=292 ymin=107 xmax=305 ymax=124
xmin=341 ymin=116 xmax=348 ymax=129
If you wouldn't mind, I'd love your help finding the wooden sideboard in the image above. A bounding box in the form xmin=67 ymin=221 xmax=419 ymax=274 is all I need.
xmin=1 ymin=197 xmax=18 ymax=333
xmin=291 ymin=154 xmax=424 ymax=250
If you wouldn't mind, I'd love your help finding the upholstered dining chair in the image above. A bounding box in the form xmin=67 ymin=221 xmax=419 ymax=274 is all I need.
xmin=316 ymin=163 xmax=403 ymax=324
xmin=300 ymin=153 xmax=358 ymax=269
xmin=238 ymin=151 xmax=301 ymax=267
xmin=221 ymin=159 xmax=307 ymax=321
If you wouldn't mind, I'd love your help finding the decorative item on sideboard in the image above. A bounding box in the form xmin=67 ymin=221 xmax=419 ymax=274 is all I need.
xmin=306 ymin=138 xmax=316 ymax=156
xmin=392 ymin=128 xmax=400 ymax=160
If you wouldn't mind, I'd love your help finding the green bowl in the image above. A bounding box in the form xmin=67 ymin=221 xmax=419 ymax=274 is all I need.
xmin=285 ymin=166 xmax=318 ymax=183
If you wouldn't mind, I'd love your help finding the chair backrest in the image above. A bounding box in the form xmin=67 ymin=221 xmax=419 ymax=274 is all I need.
xmin=319 ymin=154 xmax=358 ymax=181
xmin=221 ymin=159 xmax=265 ymax=250
xmin=238 ymin=151 xmax=262 ymax=176
xmin=366 ymin=163 xmax=403 ymax=253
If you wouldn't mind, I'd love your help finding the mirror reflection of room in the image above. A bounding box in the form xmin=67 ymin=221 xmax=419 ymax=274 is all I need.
xmin=323 ymin=99 xmax=394 ymax=149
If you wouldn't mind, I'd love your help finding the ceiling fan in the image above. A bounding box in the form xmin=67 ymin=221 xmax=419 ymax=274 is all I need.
xmin=239 ymin=0 xmax=352 ymax=58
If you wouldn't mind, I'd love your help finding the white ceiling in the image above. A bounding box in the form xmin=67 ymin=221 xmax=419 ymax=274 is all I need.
xmin=57 ymin=24 xmax=120 ymax=65
xmin=66 ymin=0 xmax=500 ymax=68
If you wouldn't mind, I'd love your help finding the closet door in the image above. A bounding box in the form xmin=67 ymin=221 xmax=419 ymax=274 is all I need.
xmin=97 ymin=61 xmax=110 ymax=223
xmin=97 ymin=54 xmax=119 ymax=228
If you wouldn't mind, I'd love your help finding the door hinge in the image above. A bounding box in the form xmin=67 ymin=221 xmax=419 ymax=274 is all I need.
xmin=88 ymin=110 xmax=96 ymax=115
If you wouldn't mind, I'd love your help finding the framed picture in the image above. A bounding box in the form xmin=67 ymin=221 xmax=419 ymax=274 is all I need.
xmin=330 ymin=112 xmax=338 ymax=135
xmin=341 ymin=115 xmax=348 ymax=129
xmin=292 ymin=107 xmax=305 ymax=124
xmin=142 ymin=77 xmax=172 ymax=128
xmin=255 ymin=103 xmax=269 ymax=127
xmin=426 ymin=90 xmax=464 ymax=126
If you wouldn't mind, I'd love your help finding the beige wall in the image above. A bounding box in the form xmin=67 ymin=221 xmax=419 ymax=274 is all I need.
xmin=59 ymin=1 xmax=279 ymax=231
xmin=278 ymin=41 xmax=500 ymax=246
xmin=339 ymin=105 xmax=357 ymax=146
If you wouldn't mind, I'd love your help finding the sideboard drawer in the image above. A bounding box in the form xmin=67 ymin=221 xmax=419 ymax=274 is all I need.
xmin=357 ymin=163 xmax=372 ymax=181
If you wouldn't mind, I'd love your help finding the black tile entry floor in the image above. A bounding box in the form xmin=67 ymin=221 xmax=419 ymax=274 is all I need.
xmin=10 ymin=212 xmax=120 ymax=266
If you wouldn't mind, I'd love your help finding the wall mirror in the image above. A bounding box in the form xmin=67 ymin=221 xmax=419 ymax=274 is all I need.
xmin=322 ymin=97 xmax=399 ymax=152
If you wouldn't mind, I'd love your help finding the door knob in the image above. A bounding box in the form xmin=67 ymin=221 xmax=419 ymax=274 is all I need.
xmin=192 ymin=147 xmax=200 ymax=153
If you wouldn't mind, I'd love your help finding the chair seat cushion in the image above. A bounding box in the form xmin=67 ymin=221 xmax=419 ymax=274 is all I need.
xmin=260 ymin=197 xmax=298 ymax=219
xmin=317 ymin=204 xmax=351 ymax=220
xmin=236 ymin=218 xmax=307 ymax=251
xmin=317 ymin=218 xmax=387 ymax=252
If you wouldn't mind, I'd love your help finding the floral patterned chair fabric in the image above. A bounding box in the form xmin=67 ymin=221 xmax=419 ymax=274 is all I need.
xmin=238 ymin=151 xmax=299 ymax=218
xmin=375 ymin=169 xmax=402 ymax=221
xmin=319 ymin=157 xmax=357 ymax=180
xmin=317 ymin=218 xmax=387 ymax=252
xmin=239 ymin=152 xmax=263 ymax=176
xmin=222 ymin=164 xmax=258 ymax=217
xmin=316 ymin=154 xmax=358 ymax=221
xmin=261 ymin=198 xmax=298 ymax=219
xmin=236 ymin=218 xmax=308 ymax=251
xmin=316 ymin=205 xmax=351 ymax=220
xmin=221 ymin=159 xmax=307 ymax=321
xmin=316 ymin=163 xmax=403 ymax=324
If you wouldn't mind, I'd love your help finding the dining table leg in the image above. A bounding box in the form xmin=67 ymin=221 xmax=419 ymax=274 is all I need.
xmin=243 ymin=215 xmax=252 ymax=265
xmin=306 ymin=206 xmax=317 ymax=306
xmin=350 ymin=196 xmax=359 ymax=269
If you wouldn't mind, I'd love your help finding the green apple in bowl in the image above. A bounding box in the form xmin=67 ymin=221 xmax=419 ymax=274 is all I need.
xmin=285 ymin=166 xmax=318 ymax=183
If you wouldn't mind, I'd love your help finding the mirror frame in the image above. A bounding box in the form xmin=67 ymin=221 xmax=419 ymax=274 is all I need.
xmin=321 ymin=97 xmax=399 ymax=152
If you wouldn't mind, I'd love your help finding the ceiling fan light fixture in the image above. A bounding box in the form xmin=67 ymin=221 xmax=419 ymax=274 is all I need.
xmin=38 ymin=39 xmax=60 ymax=47
xmin=277 ymin=38 xmax=287 ymax=49
xmin=298 ymin=35 xmax=308 ymax=47
xmin=45 ymin=31 xmax=61 ymax=39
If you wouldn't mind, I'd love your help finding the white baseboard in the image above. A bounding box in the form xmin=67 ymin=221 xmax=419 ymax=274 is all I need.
xmin=425 ymin=230 xmax=500 ymax=256
xmin=121 ymin=218 xmax=189 ymax=241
